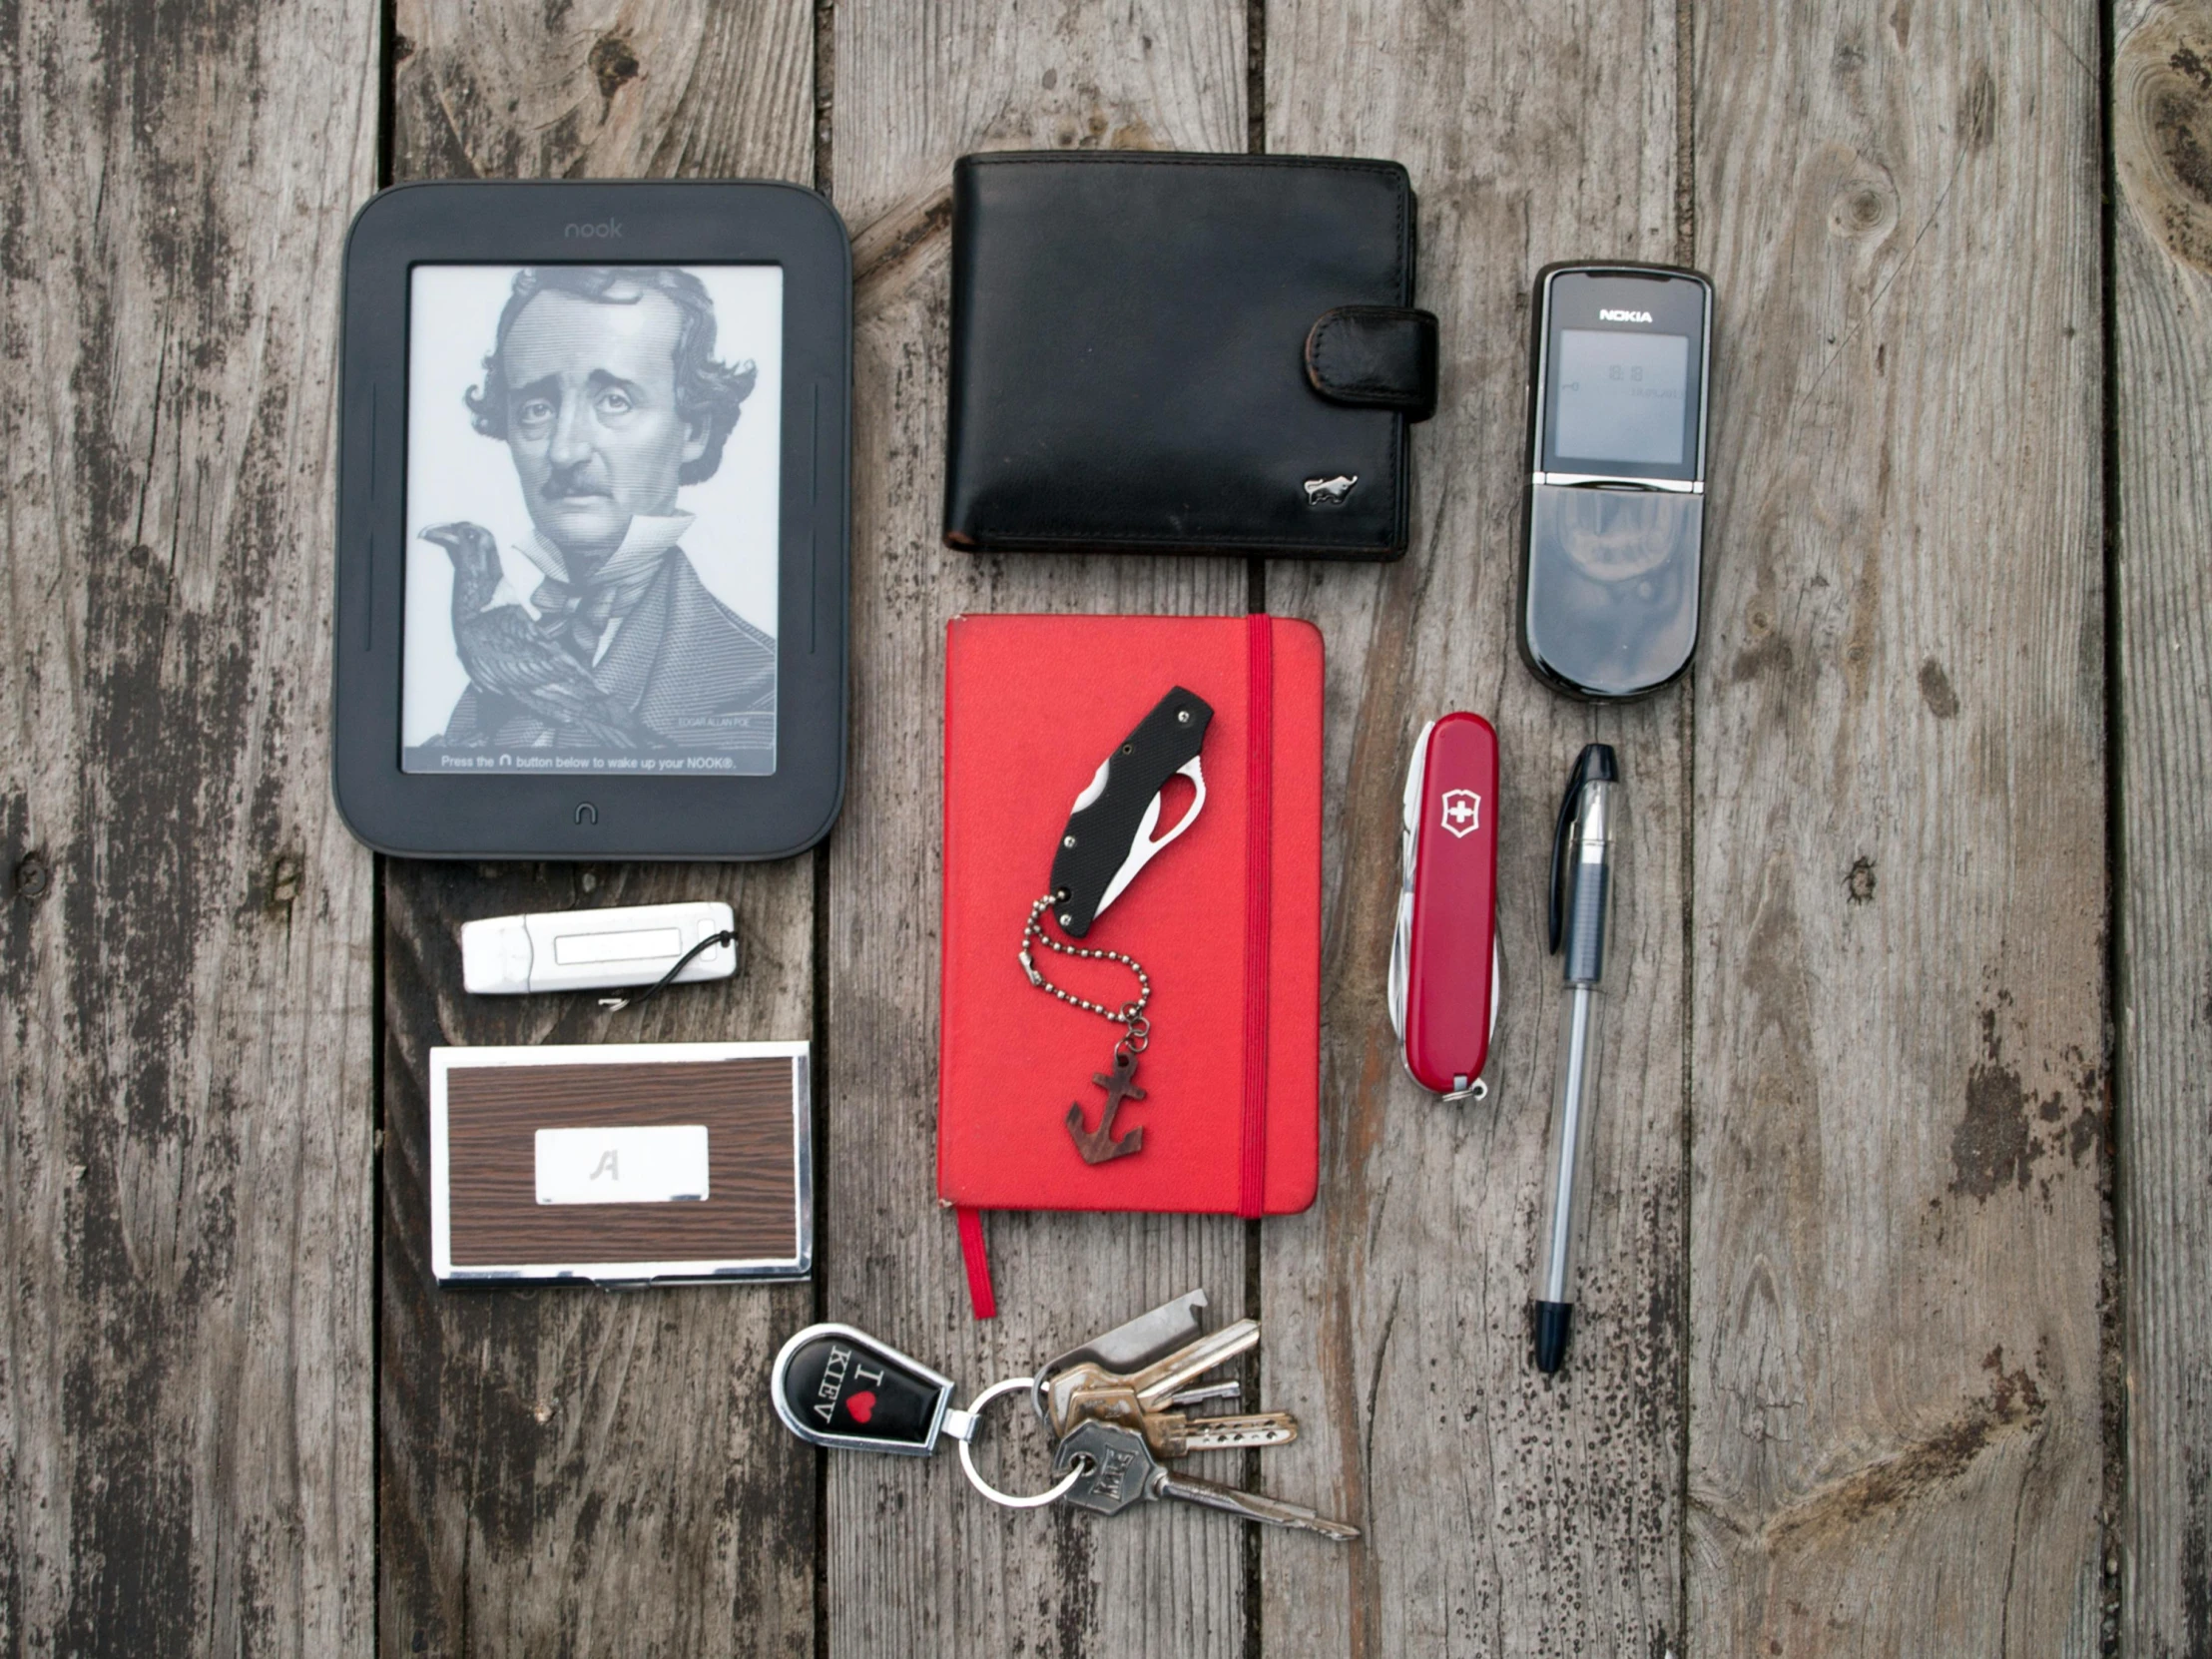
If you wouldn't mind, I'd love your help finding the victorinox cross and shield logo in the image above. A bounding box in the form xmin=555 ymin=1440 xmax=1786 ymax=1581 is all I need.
xmin=1439 ymin=790 xmax=1482 ymax=838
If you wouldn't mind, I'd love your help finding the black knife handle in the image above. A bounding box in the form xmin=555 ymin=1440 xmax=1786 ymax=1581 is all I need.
xmin=1048 ymin=687 xmax=1213 ymax=936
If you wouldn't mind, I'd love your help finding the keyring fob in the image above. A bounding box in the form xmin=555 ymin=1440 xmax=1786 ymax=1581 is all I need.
xmin=771 ymin=1324 xmax=954 ymax=1455
xmin=769 ymin=1323 xmax=1090 ymax=1508
xmin=1388 ymin=714 xmax=1501 ymax=1098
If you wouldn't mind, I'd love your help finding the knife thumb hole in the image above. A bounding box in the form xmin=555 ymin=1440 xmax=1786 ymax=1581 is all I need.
xmin=1149 ymin=773 xmax=1198 ymax=841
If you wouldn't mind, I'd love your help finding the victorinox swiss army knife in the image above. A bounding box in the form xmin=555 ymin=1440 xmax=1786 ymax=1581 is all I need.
xmin=1020 ymin=687 xmax=1214 ymax=1163
xmin=1388 ymin=713 xmax=1502 ymax=1101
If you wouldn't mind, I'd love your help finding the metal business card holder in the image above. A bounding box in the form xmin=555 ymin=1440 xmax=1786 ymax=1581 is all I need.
xmin=429 ymin=1040 xmax=812 ymax=1285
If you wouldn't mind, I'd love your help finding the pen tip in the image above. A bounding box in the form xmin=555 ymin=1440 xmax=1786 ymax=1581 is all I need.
xmin=1532 ymin=1302 xmax=1573 ymax=1374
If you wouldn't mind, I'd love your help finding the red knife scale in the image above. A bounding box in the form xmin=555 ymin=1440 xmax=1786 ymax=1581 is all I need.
xmin=1402 ymin=713 xmax=1500 ymax=1094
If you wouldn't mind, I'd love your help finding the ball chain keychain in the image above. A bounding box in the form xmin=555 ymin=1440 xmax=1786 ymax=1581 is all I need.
xmin=1021 ymin=894 xmax=1153 ymax=1160
xmin=1018 ymin=687 xmax=1213 ymax=1165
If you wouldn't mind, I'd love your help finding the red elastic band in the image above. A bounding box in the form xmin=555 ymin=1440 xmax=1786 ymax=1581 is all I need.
xmin=956 ymin=1206 xmax=997 ymax=1319
xmin=1239 ymin=615 xmax=1274 ymax=1219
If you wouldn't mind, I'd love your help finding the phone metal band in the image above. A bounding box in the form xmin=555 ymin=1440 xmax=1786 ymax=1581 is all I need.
xmin=945 ymin=1377 xmax=1092 ymax=1509
xmin=1534 ymin=471 xmax=1703 ymax=492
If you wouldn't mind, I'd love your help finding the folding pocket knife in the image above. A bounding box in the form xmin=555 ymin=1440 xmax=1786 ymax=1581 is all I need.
xmin=1047 ymin=687 xmax=1214 ymax=936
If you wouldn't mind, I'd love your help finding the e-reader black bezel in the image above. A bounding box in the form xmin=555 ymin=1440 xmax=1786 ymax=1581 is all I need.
xmin=333 ymin=180 xmax=850 ymax=860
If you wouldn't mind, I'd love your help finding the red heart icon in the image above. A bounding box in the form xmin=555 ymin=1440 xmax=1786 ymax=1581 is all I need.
xmin=845 ymin=1390 xmax=877 ymax=1424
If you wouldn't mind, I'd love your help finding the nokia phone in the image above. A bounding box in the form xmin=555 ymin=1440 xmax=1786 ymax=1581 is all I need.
xmin=1517 ymin=263 xmax=1714 ymax=700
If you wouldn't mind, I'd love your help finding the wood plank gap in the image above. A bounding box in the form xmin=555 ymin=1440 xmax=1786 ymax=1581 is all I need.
xmin=1674 ymin=0 xmax=1696 ymax=267
xmin=1673 ymin=6 xmax=1698 ymax=1656
xmin=379 ymin=0 xmax=401 ymax=189
xmin=1242 ymin=1213 xmax=1263 ymax=1659
xmin=1246 ymin=0 xmax=1268 ymax=156
xmin=371 ymin=20 xmax=397 ymax=1659
xmin=812 ymin=837 xmax=832 ymax=1659
xmin=814 ymin=0 xmax=836 ymax=211
xmin=2094 ymin=1 xmax=2126 ymax=1652
xmin=1675 ymin=679 xmax=1697 ymax=1659
xmin=371 ymin=851 xmax=388 ymax=1659
xmin=1244 ymin=485 xmax=1264 ymax=1651
xmin=811 ymin=14 xmax=834 ymax=1659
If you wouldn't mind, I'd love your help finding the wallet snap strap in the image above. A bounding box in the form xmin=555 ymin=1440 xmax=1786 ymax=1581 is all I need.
xmin=1304 ymin=306 xmax=1439 ymax=422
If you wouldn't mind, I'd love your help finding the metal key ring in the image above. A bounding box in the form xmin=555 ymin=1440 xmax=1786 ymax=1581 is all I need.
xmin=949 ymin=1377 xmax=1091 ymax=1509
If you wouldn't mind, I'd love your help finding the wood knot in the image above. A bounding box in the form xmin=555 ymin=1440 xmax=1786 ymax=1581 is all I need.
xmin=588 ymin=31 xmax=640 ymax=112
xmin=269 ymin=852 xmax=302 ymax=911
xmin=1829 ymin=171 xmax=1898 ymax=241
xmin=1919 ymin=657 xmax=1960 ymax=719
xmin=1847 ymin=856 xmax=1877 ymax=904
xmin=2116 ymin=6 xmax=2212 ymax=272
xmin=1956 ymin=63 xmax=1997 ymax=153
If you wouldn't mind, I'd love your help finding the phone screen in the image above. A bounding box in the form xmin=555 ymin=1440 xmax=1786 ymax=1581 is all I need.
xmin=1551 ymin=328 xmax=1690 ymax=465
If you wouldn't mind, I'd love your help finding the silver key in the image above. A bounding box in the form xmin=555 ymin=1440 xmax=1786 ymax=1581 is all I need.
xmin=1051 ymin=1420 xmax=1359 ymax=1541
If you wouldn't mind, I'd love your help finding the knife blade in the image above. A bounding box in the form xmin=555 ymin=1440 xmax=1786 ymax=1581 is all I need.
xmin=1047 ymin=687 xmax=1213 ymax=936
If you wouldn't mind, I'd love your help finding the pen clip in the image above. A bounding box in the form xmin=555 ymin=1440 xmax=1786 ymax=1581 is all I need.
xmin=1547 ymin=769 xmax=1580 ymax=956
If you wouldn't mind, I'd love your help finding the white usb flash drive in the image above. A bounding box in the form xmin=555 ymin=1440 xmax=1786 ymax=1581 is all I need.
xmin=460 ymin=901 xmax=739 ymax=996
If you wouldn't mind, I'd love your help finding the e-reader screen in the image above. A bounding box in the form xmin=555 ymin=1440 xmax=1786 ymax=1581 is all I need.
xmin=1552 ymin=327 xmax=1690 ymax=465
xmin=401 ymin=264 xmax=785 ymax=777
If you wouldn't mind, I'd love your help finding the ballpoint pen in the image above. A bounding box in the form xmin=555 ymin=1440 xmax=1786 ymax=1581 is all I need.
xmin=1533 ymin=743 xmax=1619 ymax=1374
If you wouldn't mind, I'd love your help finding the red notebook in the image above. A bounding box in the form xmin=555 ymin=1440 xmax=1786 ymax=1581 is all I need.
xmin=938 ymin=614 xmax=1323 ymax=1313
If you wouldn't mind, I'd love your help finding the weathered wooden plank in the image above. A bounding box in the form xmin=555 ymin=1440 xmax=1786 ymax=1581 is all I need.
xmin=826 ymin=6 xmax=1253 ymax=1654
xmin=1686 ymin=1 xmax=2107 ymax=1651
xmin=1260 ymin=2 xmax=1688 ymax=1653
xmin=391 ymin=0 xmax=815 ymax=183
xmin=0 ymin=2 xmax=380 ymax=1654
xmin=2112 ymin=3 xmax=2212 ymax=1651
xmin=379 ymin=6 xmax=819 ymax=1655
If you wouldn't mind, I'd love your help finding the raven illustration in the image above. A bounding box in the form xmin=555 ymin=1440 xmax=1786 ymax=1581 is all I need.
xmin=419 ymin=521 xmax=643 ymax=751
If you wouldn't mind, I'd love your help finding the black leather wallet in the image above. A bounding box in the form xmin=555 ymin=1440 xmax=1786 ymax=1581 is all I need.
xmin=943 ymin=153 xmax=1437 ymax=561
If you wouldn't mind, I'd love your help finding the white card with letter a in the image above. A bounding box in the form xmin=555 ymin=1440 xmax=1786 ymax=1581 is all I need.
xmin=535 ymin=1125 xmax=711 ymax=1205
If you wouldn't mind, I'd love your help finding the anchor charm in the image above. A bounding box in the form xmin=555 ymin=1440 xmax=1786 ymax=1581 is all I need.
xmin=1066 ymin=1048 xmax=1147 ymax=1164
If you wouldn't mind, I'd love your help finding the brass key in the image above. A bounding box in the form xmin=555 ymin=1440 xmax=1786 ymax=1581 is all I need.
xmin=1044 ymin=1315 xmax=1299 ymax=1459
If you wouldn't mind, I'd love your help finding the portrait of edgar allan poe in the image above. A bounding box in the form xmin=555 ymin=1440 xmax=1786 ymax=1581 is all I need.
xmin=415 ymin=266 xmax=776 ymax=772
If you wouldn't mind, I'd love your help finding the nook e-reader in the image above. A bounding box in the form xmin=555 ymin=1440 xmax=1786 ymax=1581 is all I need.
xmin=333 ymin=180 xmax=850 ymax=858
